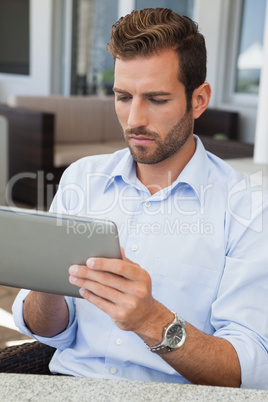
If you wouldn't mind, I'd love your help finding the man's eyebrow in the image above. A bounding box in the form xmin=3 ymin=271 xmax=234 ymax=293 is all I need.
xmin=113 ymin=87 xmax=129 ymax=94
xmin=143 ymin=91 xmax=172 ymax=97
xmin=113 ymin=88 xmax=172 ymax=97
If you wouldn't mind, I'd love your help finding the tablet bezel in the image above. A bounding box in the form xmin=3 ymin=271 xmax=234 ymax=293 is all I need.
xmin=0 ymin=206 xmax=121 ymax=298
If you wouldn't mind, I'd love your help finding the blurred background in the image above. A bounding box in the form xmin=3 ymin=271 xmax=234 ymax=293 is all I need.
xmin=0 ymin=0 xmax=267 ymax=348
xmin=0 ymin=0 xmax=267 ymax=143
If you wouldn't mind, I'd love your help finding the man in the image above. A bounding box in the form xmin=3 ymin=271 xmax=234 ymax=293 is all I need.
xmin=13 ymin=8 xmax=268 ymax=389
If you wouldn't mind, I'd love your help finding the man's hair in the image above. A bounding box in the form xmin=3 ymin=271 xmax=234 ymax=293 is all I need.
xmin=107 ymin=8 xmax=207 ymax=109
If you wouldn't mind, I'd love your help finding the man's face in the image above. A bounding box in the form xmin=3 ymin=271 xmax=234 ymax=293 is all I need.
xmin=113 ymin=49 xmax=194 ymax=165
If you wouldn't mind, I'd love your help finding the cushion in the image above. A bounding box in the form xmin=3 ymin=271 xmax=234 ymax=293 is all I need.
xmin=8 ymin=95 xmax=123 ymax=144
xmin=54 ymin=140 xmax=126 ymax=167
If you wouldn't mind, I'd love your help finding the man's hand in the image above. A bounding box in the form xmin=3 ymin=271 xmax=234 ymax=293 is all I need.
xmin=69 ymin=247 xmax=169 ymax=339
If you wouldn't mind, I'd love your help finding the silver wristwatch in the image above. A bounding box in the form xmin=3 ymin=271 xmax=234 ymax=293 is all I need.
xmin=145 ymin=312 xmax=186 ymax=354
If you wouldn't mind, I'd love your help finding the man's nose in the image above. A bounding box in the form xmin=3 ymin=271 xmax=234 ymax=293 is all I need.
xmin=127 ymin=99 xmax=148 ymax=128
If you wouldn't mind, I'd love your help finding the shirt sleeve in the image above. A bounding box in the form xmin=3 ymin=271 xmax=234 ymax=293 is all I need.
xmin=211 ymin=186 xmax=268 ymax=390
xmin=12 ymin=165 xmax=80 ymax=349
xmin=12 ymin=289 xmax=77 ymax=349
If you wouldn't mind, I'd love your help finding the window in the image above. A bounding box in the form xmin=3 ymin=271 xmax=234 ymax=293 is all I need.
xmin=0 ymin=0 xmax=30 ymax=75
xmin=135 ymin=0 xmax=194 ymax=16
xmin=235 ymin=0 xmax=266 ymax=94
xmin=87 ymin=0 xmax=118 ymax=95
xmin=73 ymin=0 xmax=118 ymax=95
xmin=72 ymin=0 xmax=195 ymax=95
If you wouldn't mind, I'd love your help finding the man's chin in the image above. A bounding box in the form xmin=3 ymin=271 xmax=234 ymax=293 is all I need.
xmin=128 ymin=146 xmax=166 ymax=165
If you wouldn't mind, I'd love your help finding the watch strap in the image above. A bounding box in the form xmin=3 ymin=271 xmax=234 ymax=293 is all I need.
xmin=147 ymin=344 xmax=175 ymax=354
xmin=145 ymin=312 xmax=186 ymax=354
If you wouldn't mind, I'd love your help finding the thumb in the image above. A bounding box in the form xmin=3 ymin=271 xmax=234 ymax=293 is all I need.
xmin=120 ymin=246 xmax=130 ymax=262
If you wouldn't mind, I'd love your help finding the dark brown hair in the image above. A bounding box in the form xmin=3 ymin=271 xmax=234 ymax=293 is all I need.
xmin=107 ymin=8 xmax=207 ymax=110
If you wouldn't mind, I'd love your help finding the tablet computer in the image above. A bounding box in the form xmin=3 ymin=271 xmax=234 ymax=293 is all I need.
xmin=0 ymin=206 xmax=121 ymax=298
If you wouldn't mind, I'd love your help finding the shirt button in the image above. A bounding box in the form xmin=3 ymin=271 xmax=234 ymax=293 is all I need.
xmin=116 ymin=338 xmax=123 ymax=346
xmin=110 ymin=367 xmax=118 ymax=374
xmin=145 ymin=201 xmax=151 ymax=207
xmin=131 ymin=244 xmax=138 ymax=251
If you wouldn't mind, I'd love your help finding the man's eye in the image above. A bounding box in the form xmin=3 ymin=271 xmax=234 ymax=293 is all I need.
xmin=150 ymin=99 xmax=168 ymax=104
xmin=117 ymin=96 xmax=131 ymax=102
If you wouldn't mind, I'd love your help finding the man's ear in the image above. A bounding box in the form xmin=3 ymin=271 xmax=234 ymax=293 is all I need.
xmin=191 ymin=82 xmax=211 ymax=120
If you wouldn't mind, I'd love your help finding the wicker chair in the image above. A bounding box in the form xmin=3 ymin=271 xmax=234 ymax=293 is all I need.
xmin=0 ymin=341 xmax=56 ymax=374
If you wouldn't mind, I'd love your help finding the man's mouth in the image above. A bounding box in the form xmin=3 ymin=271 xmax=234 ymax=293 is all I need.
xmin=125 ymin=129 xmax=157 ymax=145
xmin=128 ymin=135 xmax=155 ymax=145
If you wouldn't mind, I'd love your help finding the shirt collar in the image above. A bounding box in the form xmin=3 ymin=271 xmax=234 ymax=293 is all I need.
xmin=174 ymin=135 xmax=210 ymax=199
xmin=104 ymin=136 xmax=210 ymax=201
xmin=104 ymin=149 xmax=141 ymax=191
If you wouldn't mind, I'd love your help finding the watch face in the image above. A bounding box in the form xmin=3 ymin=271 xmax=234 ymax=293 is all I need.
xmin=166 ymin=324 xmax=184 ymax=348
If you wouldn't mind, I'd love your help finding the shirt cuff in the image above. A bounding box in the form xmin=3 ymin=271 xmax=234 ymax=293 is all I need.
xmin=12 ymin=289 xmax=77 ymax=349
xmin=213 ymin=328 xmax=268 ymax=390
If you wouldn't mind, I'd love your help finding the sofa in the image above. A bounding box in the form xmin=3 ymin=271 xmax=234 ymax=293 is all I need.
xmin=0 ymin=95 xmax=253 ymax=209
xmin=0 ymin=96 xmax=125 ymax=208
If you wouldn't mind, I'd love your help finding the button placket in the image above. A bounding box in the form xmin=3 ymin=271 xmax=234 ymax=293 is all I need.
xmin=131 ymin=244 xmax=138 ymax=251
xmin=116 ymin=338 xmax=123 ymax=346
xmin=110 ymin=367 xmax=118 ymax=375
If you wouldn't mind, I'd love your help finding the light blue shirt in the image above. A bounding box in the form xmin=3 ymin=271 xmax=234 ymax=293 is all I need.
xmin=13 ymin=136 xmax=268 ymax=389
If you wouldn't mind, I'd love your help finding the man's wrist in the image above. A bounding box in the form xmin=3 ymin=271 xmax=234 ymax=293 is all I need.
xmin=145 ymin=312 xmax=187 ymax=354
xmin=136 ymin=304 xmax=174 ymax=346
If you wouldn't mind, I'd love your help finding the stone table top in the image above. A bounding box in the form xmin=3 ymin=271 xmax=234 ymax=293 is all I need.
xmin=1 ymin=374 xmax=268 ymax=401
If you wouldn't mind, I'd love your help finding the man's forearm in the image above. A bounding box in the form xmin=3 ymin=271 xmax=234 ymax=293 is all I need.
xmin=23 ymin=291 xmax=69 ymax=337
xmin=139 ymin=311 xmax=241 ymax=388
xmin=136 ymin=301 xmax=241 ymax=387
xmin=162 ymin=322 xmax=241 ymax=387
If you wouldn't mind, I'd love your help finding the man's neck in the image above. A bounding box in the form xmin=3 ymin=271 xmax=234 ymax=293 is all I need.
xmin=136 ymin=136 xmax=196 ymax=195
